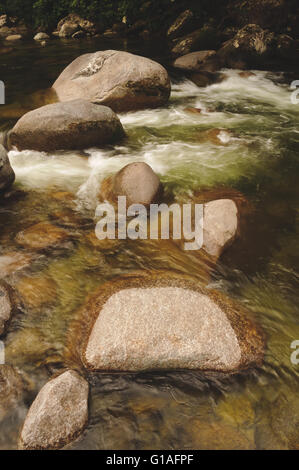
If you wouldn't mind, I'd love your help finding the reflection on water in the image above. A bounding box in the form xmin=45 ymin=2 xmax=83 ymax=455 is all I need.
xmin=0 ymin=38 xmax=299 ymax=450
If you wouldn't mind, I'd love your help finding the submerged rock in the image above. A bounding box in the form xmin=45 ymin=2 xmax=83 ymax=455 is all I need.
xmin=10 ymin=100 xmax=125 ymax=152
xmin=16 ymin=275 xmax=57 ymax=310
xmin=19 ymin=370 xmax=89 ymax=450
xmin=0 ymin=251 xmax=32 ymax=279
xmin=0 ymin=281 xmax=15 ymax=336
xmin=78 ymin=272 xmax=265 ymax=373
xmin=99 ymin=162 xmax=163 ymax=208
xmin=197 ymin=128 xmax=235 ymax=146
xmin=15 ymin=222 xmax=70 ymax=251
xmin=52 ymin=50 xmax=171 ymax=112
xmin=0 ymin=365 xmax=26 ymax=421
xmin=0 ymin=145 xmax=15 ymax=194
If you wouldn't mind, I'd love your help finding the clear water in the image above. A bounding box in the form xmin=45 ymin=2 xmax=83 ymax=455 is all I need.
xmin=0 ymin=37 xmax=299 ymax=450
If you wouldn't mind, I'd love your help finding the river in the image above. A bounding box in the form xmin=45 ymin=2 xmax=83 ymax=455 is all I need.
xmin=0 ymin=36 xmax=299 ymax=450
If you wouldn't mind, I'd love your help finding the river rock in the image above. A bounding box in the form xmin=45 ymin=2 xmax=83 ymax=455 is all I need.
xmin=0 ymin=145 xmax=15 ymax=193
xmin=0 ymin=281 xmax=15 ymax=336
xmin=0 ymin=251 xmax=32 ymax=279
xmin=9 ymin=100 xmax=125 ymax=151
xmin=99 ymin=162 xmax=163 ymax=208
xmin=5 ymin=34 xmax=22 ymax=41
xmin=15 ymin=222 xmax=70 ymax=251
xmin=217 ymin=24 xmax=277 ymax=69
xmin=79 ymin=272 xmax=265 ymax=373
xmin=59 ymin=23 xmax=79 ymax=38
xmin=203 ymin=199 xmax=238 ymax=258
xmin=52 ymin=50 xmax=171 ymax=112
xmin=167 ymin=10 xmax=195 ymax=40
xmin=34 ymin=32 xmax=49 ymax=41
xmin=16 ymin=275 xmax=57 ymax=310
xmin=57 ymin=14 xmax=97 ymax=36
xmin=0 ymin=365 xmax=26 ymax=421
xmin=0 ymin=15 xmax=9 ymax=28
xmin=171 ymin=27 xmax=220 ymax=58
xmin=19 ymin=370 xmax=89 ymax=450
xmin=173 ymin=50 xmax=219 ymax=72
xmin=189 ymin=71 xmax=224 ymax=87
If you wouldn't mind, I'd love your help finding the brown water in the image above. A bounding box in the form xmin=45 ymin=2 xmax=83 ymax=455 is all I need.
xmin=0 ymin=37 xmax=299 ymax=450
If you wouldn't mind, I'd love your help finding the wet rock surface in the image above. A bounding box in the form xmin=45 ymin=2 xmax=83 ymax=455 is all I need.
xmin=15 ymin=222 xmax=70 ymax=251
xmin=77 ymin=272 xmax=264 ymax=373
xmin=19 ymin=370 xmax=89 ymax=450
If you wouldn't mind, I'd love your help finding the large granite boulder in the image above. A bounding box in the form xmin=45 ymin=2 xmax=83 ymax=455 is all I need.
xmin=19 ymin=370 xmax=89 ymax=450
xmin=52 ymin=50 xmax=171 ymax=112
xmin=0 ymin=144 xmax=15 ymax=193
xmin=0 ymin=365 xmax=26 ymax=421
xmin=76 ymin=272 xmax=265 ymax=373
xmin=9 ymin=100 xmax=125 ymax=152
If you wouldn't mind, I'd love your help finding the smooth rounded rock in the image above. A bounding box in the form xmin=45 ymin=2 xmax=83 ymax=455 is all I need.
xmin=9 ymin=100 xmax=125 ymax=151
xmin=99 ymin=162 xmax=163 ymax=208
xmin=78 ymin=273 xmax=265 ymax=373
xmin=19 ymin=370 xmax=89 ymax=450
xmin=52 ymin=50 xmax=171 ymax=112
xmin=203 ymin=199 xmax=238 ymax=258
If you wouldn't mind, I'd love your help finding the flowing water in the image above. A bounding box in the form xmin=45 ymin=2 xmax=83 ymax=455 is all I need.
xmin=0 ymin=38 xmax=299 ymax=450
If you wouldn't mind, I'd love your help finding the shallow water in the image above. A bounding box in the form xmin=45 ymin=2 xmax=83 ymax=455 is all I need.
xmin=0 ymin=38 xmax=299 ymax=450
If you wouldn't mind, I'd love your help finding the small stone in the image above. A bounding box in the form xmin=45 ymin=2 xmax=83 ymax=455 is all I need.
xmin=34 ymin=32 xmax=49 ymax=41
xmin=5 ymin=34 xmax=22 ymax=41
xmin=0 ymin=251 xmax=32 ymax=278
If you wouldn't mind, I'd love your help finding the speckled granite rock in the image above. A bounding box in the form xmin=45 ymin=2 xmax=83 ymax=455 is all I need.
xmin=77 ymin=272 xmax=265 ymax=373
xmin=203 ymin=199 xmax=238 ymax=258
xmin=19 ymin=370 xmax=89 ymax=450
xmin=52 ymin=50 xmax=171 ymax=112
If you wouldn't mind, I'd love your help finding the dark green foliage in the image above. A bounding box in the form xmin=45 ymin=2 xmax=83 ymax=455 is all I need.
xmin=0 ymin=0 xmax=217 ymax=30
